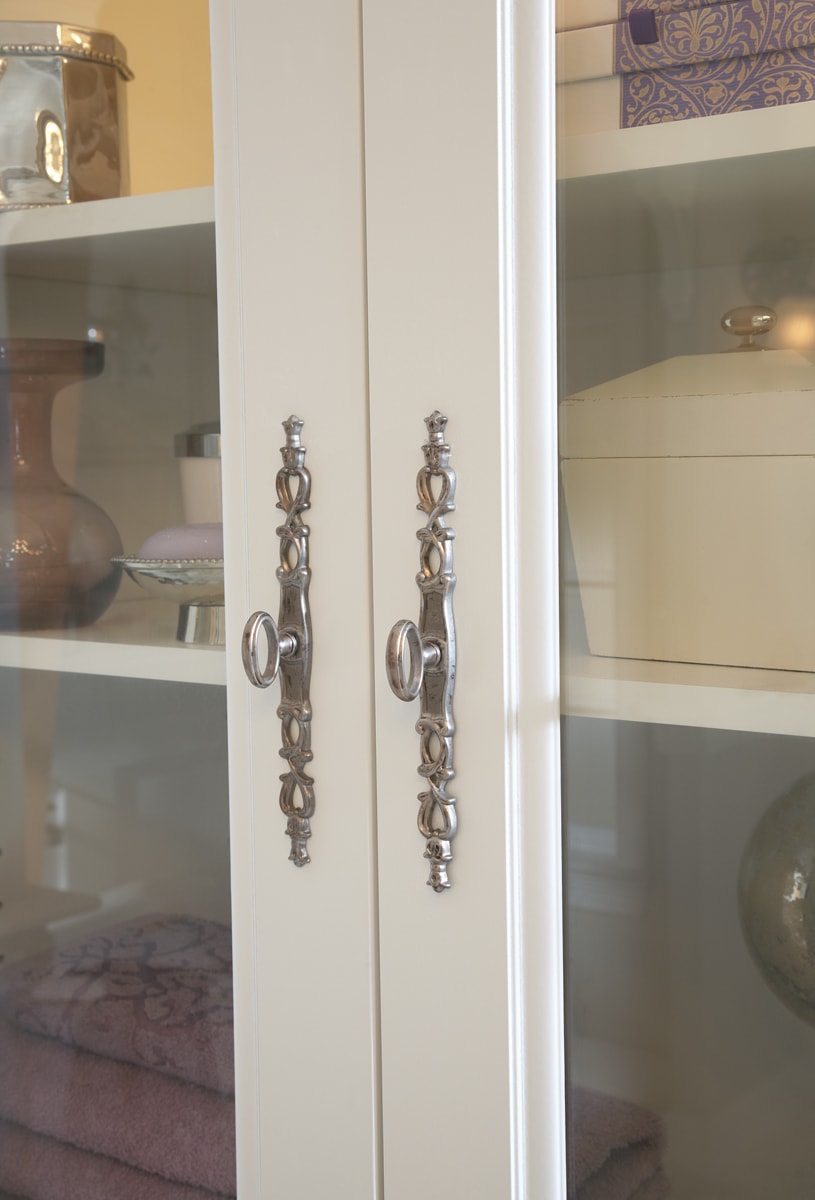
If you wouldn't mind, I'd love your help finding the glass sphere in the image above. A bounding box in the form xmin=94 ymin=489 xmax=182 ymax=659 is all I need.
xmin=738 ymin=772 xmax=815 ymax=1027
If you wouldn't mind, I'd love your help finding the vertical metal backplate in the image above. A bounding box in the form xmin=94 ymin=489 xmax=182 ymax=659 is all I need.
xmin=382 ymin=411 xmax=458 ymax=891
xmin=415 ymin=412 xmax=457 ymax=890
xmin=275 ymin=416 xmax=314 ymax=866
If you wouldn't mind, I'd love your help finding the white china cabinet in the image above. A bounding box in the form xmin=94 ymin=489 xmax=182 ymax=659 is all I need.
xmin=3 ymin=0 xmax=815 ymax=1198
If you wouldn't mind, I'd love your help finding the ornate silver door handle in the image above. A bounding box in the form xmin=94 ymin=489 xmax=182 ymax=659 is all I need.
xmin=385 ymin=412 xmax=457 ymax=892
xmin=241 ymin=415 xmax=314 ymax=867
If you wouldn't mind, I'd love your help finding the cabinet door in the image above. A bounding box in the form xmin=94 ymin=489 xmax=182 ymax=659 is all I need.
xmin=219 ymin=0 xmax=565 ymax=1195
xmin=0 ymin=5 xmax=237 ymax=1199
xmin=362 ymin=3 xmax=565 ymax=1198
xmin=0 ymin=3 xmax=380 ymax=1198
xmin=211 ymin=2 xmax=381 ymax=1197
xmin=557 ymin=9 xmax=815 ymax=1200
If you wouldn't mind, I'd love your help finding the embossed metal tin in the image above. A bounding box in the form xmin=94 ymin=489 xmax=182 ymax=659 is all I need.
xmin=0 ymin=22 xmax=132 ymax=210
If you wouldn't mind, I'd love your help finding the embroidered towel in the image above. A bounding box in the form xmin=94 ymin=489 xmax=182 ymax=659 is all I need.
xmin=0 ymin=913 xmax=234 ymax=1095
xmin=0 ymin=1018 xmax=236 ymax=1196
xmin=0 ymin=1118 xmax=229 ymax=1200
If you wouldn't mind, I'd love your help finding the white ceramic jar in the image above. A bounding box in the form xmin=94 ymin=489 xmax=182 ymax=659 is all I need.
xmin=174 ymin=421 xmax=222 ymax=525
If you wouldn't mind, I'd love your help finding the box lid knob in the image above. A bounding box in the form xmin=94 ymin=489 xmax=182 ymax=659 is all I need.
xmin=721 ymin=305 xmax=777 ymax=352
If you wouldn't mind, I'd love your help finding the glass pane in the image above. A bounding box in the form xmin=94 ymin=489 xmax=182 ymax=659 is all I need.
xmin=557 ymin=25 xmax=815 ymax=1199
xmin=0 ymin=3 xmax=235 ymax=1196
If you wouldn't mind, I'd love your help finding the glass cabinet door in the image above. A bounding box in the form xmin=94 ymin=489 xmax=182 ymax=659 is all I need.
xmin=557 ymin=21 xmax=815 ymax=1199
xmin=0 ymin=3 xmax=383 ymax=1198
xmin=0 ymin=4 xmax=234 ymax=1196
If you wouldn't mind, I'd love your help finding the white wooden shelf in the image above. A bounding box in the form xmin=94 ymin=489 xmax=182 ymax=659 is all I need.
xmin=0 ymin=191 xmax=223 ymax=687
xmin=563 ymin=653 xmax=815 ymax=737
xmin=0 ymin=188 xmax=216 ymax=295
xmin=559 ymin=99 xmax=815 ymax=181
xmin=0 ymin=600 xmax=225 ymax=686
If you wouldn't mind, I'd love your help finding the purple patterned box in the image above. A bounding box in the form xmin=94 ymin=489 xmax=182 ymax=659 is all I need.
xmin=616 ymin=0 xmax=815 ymax=74
xmin=621 ymin=44 xmax=815 ymax=125
xmin=557 ymin=0 xmax=815 ymax=131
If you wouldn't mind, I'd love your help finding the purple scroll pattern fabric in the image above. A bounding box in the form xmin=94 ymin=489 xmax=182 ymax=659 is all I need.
xmin=0 ymin=913 xmax=234 ymax=1095
xmin=615 ymin=0 xmax=815 ymax=76
xmin=621 ymin=44 xmax=815 ymax=124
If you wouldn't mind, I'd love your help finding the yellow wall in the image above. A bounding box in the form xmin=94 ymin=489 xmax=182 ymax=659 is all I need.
xmin=0 ymin=1 xmax=213 ymax=194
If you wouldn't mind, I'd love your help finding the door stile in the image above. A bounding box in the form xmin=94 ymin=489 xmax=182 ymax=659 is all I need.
xmin=503 ymin=3 xmax=566 ymax=1197
xmin=212 ymin=1 xmax=382 ymax=1196
xmin=362 ymin=0 xmax=565 ymax=1196
xmin=209 ymin=5 xmax=261 ymax=1193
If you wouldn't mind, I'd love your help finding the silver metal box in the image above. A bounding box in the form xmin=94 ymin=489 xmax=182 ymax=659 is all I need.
xmin=0 ymin=22 xmax=132 ymax=209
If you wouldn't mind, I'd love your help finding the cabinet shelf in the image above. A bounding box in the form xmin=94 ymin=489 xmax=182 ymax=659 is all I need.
xmin=559 ymin=106 xmax=815 ymax=279
xmin=559 ymin=99 xmax=815 ymax=181
xmin=563 ymin=653 xmax=815 ymax=736
xmin=0 ymin=190 xmax=223 ymax=688
xmin=0 ymin=188 xmax=216 ymax=295
xmin=0 ymin=601 xmax=225 ymax=686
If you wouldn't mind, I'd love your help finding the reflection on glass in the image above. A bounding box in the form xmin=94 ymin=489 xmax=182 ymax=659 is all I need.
xmin=0 ymin=674 xmax=234 ymax=1196
xmin=0 ymin=337 xmax=122 ymax=631
xmin=41 ymin=117 xmax=65 ymax=185
xmin=0 ymin=6 xmax=232 ymax=1195
xmin=558 ymin=23 xmax=815 ymax=1197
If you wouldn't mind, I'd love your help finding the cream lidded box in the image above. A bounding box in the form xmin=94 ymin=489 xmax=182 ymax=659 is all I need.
xmin=559 ymin=318 xmax=815 ymax=672
xmin=0 ymin=21 xmax=132 ymax=209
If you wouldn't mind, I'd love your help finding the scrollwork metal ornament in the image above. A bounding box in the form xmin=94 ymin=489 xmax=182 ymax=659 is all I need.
xmin=241 ymin=415 xmax=314 ymax=867
xmin=276 ymin=416 xmax=314 ymax=866
xmin=385 ymin=411 xmax=457 ymax=891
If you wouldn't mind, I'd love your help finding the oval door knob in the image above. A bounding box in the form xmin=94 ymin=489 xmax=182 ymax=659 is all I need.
xmin=386 ymin=618 xmax=442 ymax=701
xmin=241 ymin=610 xmax=298 ymax=688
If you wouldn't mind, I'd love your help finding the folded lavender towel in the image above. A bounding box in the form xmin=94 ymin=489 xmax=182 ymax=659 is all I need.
xmin=569 ymin=1086 xmax=669 ymax=1200
xmin=0 ymin=1119 xmax=230 ymax=1200
xmin=0 ymin=914 xmax=234 ymax=1095
xmin=0 ymin=1018 xmax=235 ymax=1196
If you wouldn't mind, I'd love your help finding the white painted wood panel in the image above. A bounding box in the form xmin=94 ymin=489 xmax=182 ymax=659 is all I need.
xmin=362 ymin=2 xmax=564 ymax=1196
xmin=211 ymin=1 xmax=380 ymax=1197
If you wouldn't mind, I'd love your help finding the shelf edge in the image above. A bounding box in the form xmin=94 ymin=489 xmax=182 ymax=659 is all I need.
xmin=0 ymin=187 xmax=215 ymax=249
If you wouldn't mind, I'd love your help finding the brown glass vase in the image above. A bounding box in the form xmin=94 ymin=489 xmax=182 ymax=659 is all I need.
xmin=0 ymin=338 xmax=123 ymax=630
